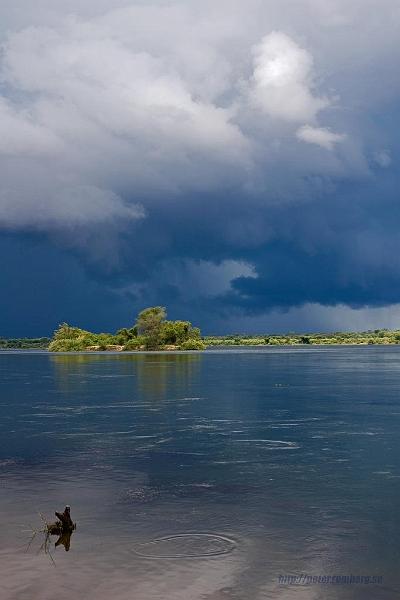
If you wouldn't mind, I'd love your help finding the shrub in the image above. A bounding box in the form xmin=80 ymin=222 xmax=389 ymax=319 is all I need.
xmin=161 ymin=320 xmax=200 ymax=345
xmin=179 ymin=339 xmax=207 ymax=351
xmin=123 ymin=337 xmax=145 ymax=351
xmin=48 ymin=337 xmax=91 ymax=351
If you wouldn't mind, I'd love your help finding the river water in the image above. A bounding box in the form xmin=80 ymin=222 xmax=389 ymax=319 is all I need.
xmin=0 ymin=347 xmax=399 ymax=599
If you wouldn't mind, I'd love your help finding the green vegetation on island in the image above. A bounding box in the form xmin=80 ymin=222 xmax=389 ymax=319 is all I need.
xmin=205 ymin=329 xmax=400 ymax=346
xmin=48 ymin=306 xmax=207 ymax=352
xmin=3 ymin=323 xmax=400 ymax=351
xmin=0 ymin=337 xmax=51 ymax=350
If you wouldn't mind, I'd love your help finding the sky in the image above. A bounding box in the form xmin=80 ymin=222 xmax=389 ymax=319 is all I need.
xmin=1 ymin=0 xmax=400 ymax=336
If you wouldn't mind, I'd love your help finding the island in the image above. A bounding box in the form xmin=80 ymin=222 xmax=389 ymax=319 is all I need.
xmin=2 ymin=308 xmax=400 ymax=351
xmin=49 ymin=307 xmax=206 ymax=352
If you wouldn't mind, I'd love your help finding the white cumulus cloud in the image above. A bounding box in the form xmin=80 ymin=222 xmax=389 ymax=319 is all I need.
xmin=0 ymin=97 xmax=62 ymax=156
xmin=250 ymin=31 xmax=329 ymax=122
xmin=1 ymin=0 xmax=394 ymax=246
xmin=296 ymin=124 xmax=346 ymax=150
xmin=0 ymin=185 xmax=143 ymax=230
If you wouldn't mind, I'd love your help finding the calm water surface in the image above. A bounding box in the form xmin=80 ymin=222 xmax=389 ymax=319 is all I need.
xmin=1 ymin=347 xmax=400 ymax=599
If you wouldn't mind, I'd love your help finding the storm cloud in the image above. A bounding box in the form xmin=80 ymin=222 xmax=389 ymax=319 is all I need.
xmin=0 ymin=0 xmax=399 ymax=335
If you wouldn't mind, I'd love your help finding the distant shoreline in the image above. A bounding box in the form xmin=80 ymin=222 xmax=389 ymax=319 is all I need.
xmin=2 ymin=328 xmax=400 ymax=352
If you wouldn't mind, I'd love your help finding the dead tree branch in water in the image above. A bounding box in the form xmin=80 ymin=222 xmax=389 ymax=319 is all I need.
xmin=23 ymin=506 xmax=76 ymax=564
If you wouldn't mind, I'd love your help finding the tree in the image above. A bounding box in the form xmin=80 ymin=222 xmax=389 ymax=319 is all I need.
xmin=136 ymin=306 xmax=167 ymax=349
xmin=161 ymin=320 xmax=200 ymax=345
xmin=116 ymin=326 xmax=138 ymax=344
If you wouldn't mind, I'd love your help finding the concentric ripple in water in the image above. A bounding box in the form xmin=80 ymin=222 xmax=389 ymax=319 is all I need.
xmin=132 ymin=533 xmax=237 ymax=559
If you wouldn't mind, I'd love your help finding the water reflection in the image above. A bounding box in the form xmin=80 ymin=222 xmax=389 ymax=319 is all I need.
xmin=50 ymin=352 xmax=202 ymax=403
xmin=1 ymin=348 xmax=400 ymax=599
xmin=54 ymin=528 xmax=74 ymax=552
xmin=136 ymin=353 xmax=201 ymax=402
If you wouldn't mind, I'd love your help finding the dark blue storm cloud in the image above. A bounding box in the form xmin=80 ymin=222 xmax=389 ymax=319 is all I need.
xmin=0 ymin=1 xmax=399 ymax=335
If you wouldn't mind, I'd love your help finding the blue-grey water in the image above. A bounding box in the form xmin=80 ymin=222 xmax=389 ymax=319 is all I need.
xmin=1 ymin=347 xmax=400 ymax=599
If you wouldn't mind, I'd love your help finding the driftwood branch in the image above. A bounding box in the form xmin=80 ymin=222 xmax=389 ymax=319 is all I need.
xmin=46 ymin=506 xmax=76 ymax=552
xmin=24 ymin=505 xmax=77 ymax=562
xmin=48 ymin=506 xmax=75 ymax=535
